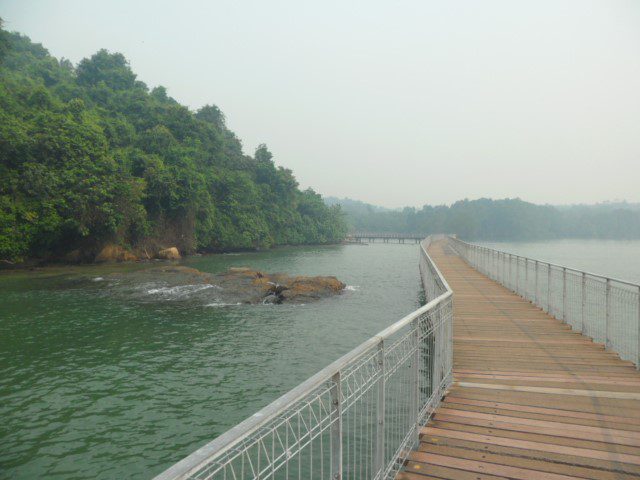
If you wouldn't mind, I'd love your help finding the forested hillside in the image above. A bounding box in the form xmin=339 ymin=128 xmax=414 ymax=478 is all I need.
xmin=0 ymin=25 xmax=347 ymax=262
xmin=329 ymin=197 xmax=640 ymax=240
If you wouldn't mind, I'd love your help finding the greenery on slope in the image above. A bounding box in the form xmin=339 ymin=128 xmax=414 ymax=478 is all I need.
xmin=0 ymin=25 xmax=347 ymax=262
xmin=326 ymin=197 xmax=640 ymax=240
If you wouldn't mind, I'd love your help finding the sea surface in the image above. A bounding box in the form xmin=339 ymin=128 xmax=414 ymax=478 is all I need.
xmin=478 ymin=239 xmax=640 ymax=284
xmin=0 ymin=243 xmax=423 ymax=479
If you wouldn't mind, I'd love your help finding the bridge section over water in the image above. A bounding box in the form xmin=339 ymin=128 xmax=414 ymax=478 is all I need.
xmin=156 ymin=236 xmax=640 ymax=480
xmin=348 ymin=233 xmax=426 ymax=243
xmin=401 ymin=240 xmax=640 ymax=479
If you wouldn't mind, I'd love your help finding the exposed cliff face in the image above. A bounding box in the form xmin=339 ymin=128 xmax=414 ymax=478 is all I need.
xmin=94 ymin=244 xmax=138 ymax=263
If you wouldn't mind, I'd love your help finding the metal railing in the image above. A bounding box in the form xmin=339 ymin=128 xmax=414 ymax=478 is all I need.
xmin=450 ymin=237 xmax=640 ymax=367
xmin=155 ymin=235 xmax=453 ymax=480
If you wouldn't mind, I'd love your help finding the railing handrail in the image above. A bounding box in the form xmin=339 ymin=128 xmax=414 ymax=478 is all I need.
xmin=451 ymin=238 xmax=639 ymax=288
xmin=154 ymin=235 xmax=453 ymax=480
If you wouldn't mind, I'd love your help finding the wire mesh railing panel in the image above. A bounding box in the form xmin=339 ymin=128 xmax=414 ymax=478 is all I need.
xmin=538 ymin=263 xmax=550 ymax=313
xmin=607 ymin=282 xmax=640 ymax=363
xmin=154 ymin=236 xmax=453 ymax=480
xmin=525 ymin=259 xmax=535 ymax=303
xmin=583 ymin=276 xmax=606 ymax=345
xmin=450 ymin=237 xmax=640 ymax=370
xmin=564 ymin=270 xmax=583 ymax=333
xmin=548 ymin=266 xmax=564 ymax=320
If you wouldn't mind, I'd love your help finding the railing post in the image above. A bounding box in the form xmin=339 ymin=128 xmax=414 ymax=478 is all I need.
xmin=507 ymin=254 xmax=511 ymax=290
xmin=494 ymin=251 xmax=497 ymax=281
xmin=534 ymin=260 xmax=539 ymax=305
xmin=482 ymin=248 xmax=486 ymax=275
xmin=605 ymin=278 xmax=611 ymax=350
xmin=637 ymin=286 xmax=640 ymax=370
xmin=330 ymin=371 xmax=342 ymax=480
xmin=525 ymin=259 xmax=529 ymax=301
xmin=411 ymin=318 xmax=420 ymax=446
xmin=547 ymin=264 xmax=551 ymax=315
xmin=581 ymin=272 xmax=586 ymax=334
xmin=562 ymin=267 xmax=567 ymax=323
xmin=375 ymin=340 xmax=385 ymax=477
xmin=502 ymin=252 xmax=505 ymax=285
xmin=516 ymin=256 xmax=520 ymax=295
xmin=484 ymin=248 xmax=488 ymax=275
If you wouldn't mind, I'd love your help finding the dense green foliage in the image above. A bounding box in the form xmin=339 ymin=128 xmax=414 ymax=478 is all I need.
xmin=0 ymin=26 xmax=347 ymax=262
xmin=326 ymin=197 xmax=640 ymax=240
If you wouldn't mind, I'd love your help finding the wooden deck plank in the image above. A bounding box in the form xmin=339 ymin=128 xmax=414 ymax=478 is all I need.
xmin=405 ymin=240 xmax=640 ymax=479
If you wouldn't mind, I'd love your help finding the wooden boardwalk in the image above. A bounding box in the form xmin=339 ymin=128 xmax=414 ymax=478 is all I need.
xmin=401 ymin=240 xmax=640 ymax=480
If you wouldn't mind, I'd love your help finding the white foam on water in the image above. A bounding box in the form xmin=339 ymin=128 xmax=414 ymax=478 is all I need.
xmin=146 ymin=284 xmax=215 ymax=298
xmin=205 ymin=302 xmax=242 ymax=307
xmin=344 ymin=285 xmax=360 ymax=291
xmin=92 ymin=277 xmax=104 ymax=282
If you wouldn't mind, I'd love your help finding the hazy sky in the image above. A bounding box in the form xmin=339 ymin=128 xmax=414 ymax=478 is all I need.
xmin=2 ymin=0 xmax=639 ymax=207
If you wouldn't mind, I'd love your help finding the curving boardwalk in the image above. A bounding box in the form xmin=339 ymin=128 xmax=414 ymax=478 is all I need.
xmin=401 ymin=240 xmax=640 ymax=480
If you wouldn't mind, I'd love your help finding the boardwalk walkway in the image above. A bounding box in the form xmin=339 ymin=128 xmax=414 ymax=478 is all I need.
xmin=401 ymin=240 xmax=640 ymax=480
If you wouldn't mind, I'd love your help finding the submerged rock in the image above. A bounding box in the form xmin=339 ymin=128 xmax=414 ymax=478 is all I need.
xmin=109 ymin=265 xmax=345 ymax=304
xmin=233 ymin=269 xmax=346 ymax=304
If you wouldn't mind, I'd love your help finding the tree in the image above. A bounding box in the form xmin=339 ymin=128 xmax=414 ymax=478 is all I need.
xmin=0 ymin=26 xmax=347 ymax=262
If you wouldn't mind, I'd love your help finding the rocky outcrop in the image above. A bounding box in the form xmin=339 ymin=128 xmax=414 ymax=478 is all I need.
xmin=114 ymin=265 xmax=345 ymax=304
xmin=95 ymin=244 xmax=138 ymax=262
xmin=156 ymin=247 xmax=181 ymax=260
xmin=249 ymin=271 xmax=345 ymax=303
xmin=222 ymin=268 xmax=345 ymax=303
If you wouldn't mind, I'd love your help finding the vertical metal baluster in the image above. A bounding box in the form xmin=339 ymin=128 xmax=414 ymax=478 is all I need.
xmin=501 ymin=252 xmax=505 ymax=285
xmin=637 ymin=286 xmax=640 ymax=370
xmin=605 ymin=278 xmax=611 ymax=350
xmin=581 ymin=272 xmax=586 ymax=334
xmin=330 ymin=372 xmax=342 ymax=480
xmin=525 ymin=259 xmax=529 ymax=301
xmin=562 ymin=267 xmax=567 ymax=323
xmin=375 ymin=341 xmax=385 ymax=477
xmin=411 ymin=318 xmax=420 ymax=446
xmin=516 ymin=256 xmax=520 ymax=296
xmin=533 ymin=260 xmax=538 ymax=305
xmin=547 ymin=264 xmax=551 ymax=315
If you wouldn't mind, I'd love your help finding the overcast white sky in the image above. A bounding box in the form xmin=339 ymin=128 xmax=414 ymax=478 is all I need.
xmin=2 ymin=0 xmax=639 ymax=208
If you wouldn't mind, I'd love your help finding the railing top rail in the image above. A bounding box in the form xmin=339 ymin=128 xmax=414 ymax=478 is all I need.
xmin=451 ymin=237 xmax=640 ymax=289
xmin=155 ymin=236 xmax=452 ymax=480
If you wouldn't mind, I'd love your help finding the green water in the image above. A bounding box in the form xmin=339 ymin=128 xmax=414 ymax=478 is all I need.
xmin=0 ymin=243 xmax=423 ymax=479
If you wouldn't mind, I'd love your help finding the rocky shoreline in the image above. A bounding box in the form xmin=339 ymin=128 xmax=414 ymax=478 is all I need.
xmin=1 ymin=242 xmax=353 ymax=270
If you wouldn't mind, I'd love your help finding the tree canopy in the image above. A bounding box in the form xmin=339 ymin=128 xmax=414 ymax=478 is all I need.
xmin=0 ymin=26 xmax=347 ymax=262
xmin=326 ymin=197 xmax=640 ymax=241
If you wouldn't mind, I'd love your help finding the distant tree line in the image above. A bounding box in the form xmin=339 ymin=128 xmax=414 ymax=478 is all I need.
xmin=0 ymin=24 xmax=347 ymax=262
xmin=326 ymin=197 xmax=640 ymax=241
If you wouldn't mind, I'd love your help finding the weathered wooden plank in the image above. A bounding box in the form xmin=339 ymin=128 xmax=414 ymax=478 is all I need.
xmin=408 ymin=452 xmax=584 ymax=480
